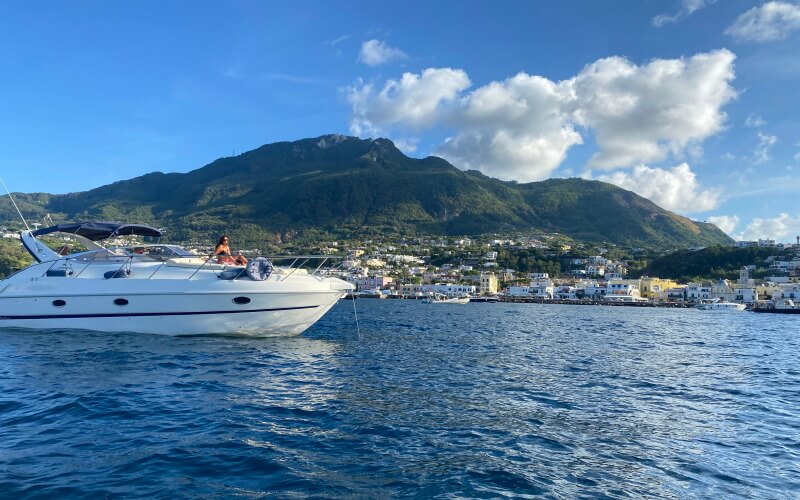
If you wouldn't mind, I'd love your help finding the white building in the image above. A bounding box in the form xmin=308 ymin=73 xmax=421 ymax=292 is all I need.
xmin=528 ymin=272 xmax=549 ymax=280
xmin=686 ymin=283 xmax=712 ymax=302
xmin=587 ymin=265 xmax=606 ymax=277
xmin=388 ymin=254 xmax=424 ymax=264
xmin=770 ymin=259 xmax=800 ymax=272
xmin=508 ymin=280 xmax=554 ymax=299
xmin=588 ymin=256 xmax=609 ymax=265
xmin=604 ymin=280 xmax=643 ymax=302
xmin=555 ymin=285 xmax=577 ymax=300
xmin=778 ymin=284 xmax=800 ymax=300
xmin=584 ymin=283 xmax=607 ymax=298
xmin=711 ymin=280 xmax=758 ymax=304
xmin=738 ymin=266 xmax=755 ymax=287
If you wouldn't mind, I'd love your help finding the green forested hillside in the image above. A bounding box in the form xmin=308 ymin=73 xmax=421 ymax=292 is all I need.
xmin=1 ymin=135 xmax=733 ymax=249
xmin=642 ymin=245 xmax=794 ymax=282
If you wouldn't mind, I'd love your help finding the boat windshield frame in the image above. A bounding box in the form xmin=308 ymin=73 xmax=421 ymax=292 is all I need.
xmin=64 ymin=248 xmax=130 ymax=263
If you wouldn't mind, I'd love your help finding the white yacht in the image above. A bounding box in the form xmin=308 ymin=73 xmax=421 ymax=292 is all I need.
xmin=694 ymin=299 xmax=746 ymax=311
xmin=1 ymin=222 xmax=353 ymax=336
xmin=421 ymin=293 xmax=470 ymax=304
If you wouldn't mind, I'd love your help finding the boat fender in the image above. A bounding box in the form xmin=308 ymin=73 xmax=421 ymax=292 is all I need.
xmin=103 ymin=269 xmax=129 ymax=279
xmin=246 ymin=257 xmax=273 ymax=281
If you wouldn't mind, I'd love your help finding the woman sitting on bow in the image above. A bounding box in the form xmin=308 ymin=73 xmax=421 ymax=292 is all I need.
xmin=214 ymin=235 xmax=248 ymax=266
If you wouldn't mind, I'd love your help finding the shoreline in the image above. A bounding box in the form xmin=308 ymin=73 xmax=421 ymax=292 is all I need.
xmin=498 ymin=297 xmax=693 ymax=308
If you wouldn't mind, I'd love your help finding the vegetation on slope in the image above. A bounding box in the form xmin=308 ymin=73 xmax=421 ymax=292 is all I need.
xmin=642 ymin=245 xmax=795 ymax=282
xmin=0 ymin=135 xmax=733 ymax=249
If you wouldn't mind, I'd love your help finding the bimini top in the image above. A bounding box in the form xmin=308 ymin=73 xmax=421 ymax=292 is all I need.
xmin=31 ymin=222 xmax=162 ymax=241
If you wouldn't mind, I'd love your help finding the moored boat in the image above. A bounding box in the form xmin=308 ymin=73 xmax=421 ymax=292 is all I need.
xmin=694 ymin=299 xmax=746 ymax=311
xmin=752 ymin=298 xmax=800 ymax=314
xmin=422 ymin=293 xmax=470 ymax=304
xmin=1 ymin=222 xmax=353 ymax=336
xmin=469 ymin=296 xmax=499 ymax=303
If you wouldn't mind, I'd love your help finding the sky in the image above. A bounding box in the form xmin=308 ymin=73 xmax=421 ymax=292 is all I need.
xmin=1 ymin=0 xmax=800 ymax=241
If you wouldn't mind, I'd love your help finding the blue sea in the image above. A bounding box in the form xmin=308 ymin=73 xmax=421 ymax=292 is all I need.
xmin=1 ymin=300 xmax=799 ymax=498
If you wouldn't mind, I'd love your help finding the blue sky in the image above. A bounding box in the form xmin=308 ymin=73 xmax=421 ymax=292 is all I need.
xmin=1 ymin=0 xmax=800 ymax=241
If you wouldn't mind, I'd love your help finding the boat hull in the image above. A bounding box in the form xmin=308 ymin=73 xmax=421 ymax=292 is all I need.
xmin=423 ymin=298 xmax=470 ymax=304
xmin=0 ymin=291 xmax=344 ymax=336
xmin=694 ymin=303 xmax=746 ymax=311
xmin=752 ymin=308 xmax=800 ymax=314
xmin=0 ymin=271 xmax=349 ymax=336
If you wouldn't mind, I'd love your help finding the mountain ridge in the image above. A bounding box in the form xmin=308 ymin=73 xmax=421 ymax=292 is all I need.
xmin=1 ymin=134 xmax=732 ymax=248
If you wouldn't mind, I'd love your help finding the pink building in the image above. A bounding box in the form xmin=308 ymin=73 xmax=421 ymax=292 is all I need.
xmin=351 ymin=276 xmax=394 ymax=291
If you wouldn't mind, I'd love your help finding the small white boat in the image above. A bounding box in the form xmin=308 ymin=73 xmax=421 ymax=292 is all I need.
xmin=694 ymin=299 xmax=746 ymax=311
xmin=422 ymin=293 xmax=470 ymax=304
xmin=356 ymin=289 xmax=386 ymax=299
xmin=2 ymin=222 xmax=353 ymax=336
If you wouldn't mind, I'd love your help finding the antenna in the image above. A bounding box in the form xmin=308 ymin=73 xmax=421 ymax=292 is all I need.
xmin=0 ymin=177 xmax=31 ymax=231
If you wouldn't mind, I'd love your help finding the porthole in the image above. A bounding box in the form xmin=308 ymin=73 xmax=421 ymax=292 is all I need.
xmin=114 ymin=298 xmax=129 ymax=306
xmin=52 ymin=299 xmax=66 ymax=307
xmin=232 ymin=296 xmax=251 ymax=305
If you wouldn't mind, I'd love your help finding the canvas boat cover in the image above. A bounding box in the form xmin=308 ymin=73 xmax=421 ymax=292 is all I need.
xmin=32 ymin=222 xmax=162 ymax=241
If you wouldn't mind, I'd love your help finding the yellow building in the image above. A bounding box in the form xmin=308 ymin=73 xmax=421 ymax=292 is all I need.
xmin=480 ymin=272 xmax=498 ymax=295
xmin=639 ymin=277 xmax=679 ymax=301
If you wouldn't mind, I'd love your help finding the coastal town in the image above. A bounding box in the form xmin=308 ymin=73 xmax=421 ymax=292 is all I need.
xmin=2 ymin=226 xmax=799 ymax=310
xmin=312 ymin=235 xmax=800 ymax=309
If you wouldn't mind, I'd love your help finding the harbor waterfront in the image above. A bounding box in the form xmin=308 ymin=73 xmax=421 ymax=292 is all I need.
xmin=1 ymin=300 xmax=798 ymax=497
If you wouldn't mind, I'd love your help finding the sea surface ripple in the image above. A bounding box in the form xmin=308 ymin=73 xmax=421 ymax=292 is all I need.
xmin=1 ymin=301 xmax=799 ymax=498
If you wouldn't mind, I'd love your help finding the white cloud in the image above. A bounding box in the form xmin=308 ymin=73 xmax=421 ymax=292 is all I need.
xmin=435 ymin=73 xmax=583 ymax=181
xmin=346 ymin=49 xmax=737 ymax=182
xmin=737 ymin=213 xmax=800 ymax=242
xmin=324 ymin=34 xmax=350 ymax=47
xmin=570 ymin=49 xmax=737 ymax=169
xmin=392 ymin=137 xmax=418 ymax=154
xmin=745 ymin=113 xmax=767 ymax=127
xmin=595 ymin=163 xmax=721 ymax=213
xmin=794 ymin=151 xmax=800 ymax=161
xmin=722 ymin=152 xmax=737 ymax=160
xmin=726 ymin=1 xmax=800 ymax=42
xmin=707 ymin=215 xmax=740 ymax=235
xmin=751 ymin=132 xmax=778 ymax=164
xmin=653 ymin=0 xmax=714 ymax=26
xmin=347 ymin=68 xmax=470 ymax=135
xmin=358 ymin=39 xmax=408 ymax=66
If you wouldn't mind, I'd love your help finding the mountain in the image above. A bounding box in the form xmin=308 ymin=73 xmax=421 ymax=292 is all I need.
xmin=2 ymin=134 xmax=732 ymax=248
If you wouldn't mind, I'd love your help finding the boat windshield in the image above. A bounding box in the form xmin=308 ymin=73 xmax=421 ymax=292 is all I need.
xmin=118 ymin=245 xmax=195 ymax=262
xmin=68 ymin=248 xmax=129 ymax=263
